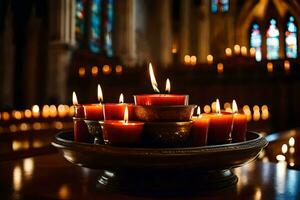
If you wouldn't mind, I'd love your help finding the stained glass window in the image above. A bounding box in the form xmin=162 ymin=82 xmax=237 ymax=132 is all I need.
xmin=104 ymin=0 xmax=113 ymax=57
xmin=211 ymin=0 xmax=229 ymax=13
xmin=89 ymin=0 xmax=101 ymax=53
xmin=75 ymin=0 xmax=86 ymax=43
xmin=250 ymin=23 xmax=262 ymax=61
xmin=285 ymin=16 xmax=297 ymax=58
xmin=266 ymin=19 xmax=280 ymax=60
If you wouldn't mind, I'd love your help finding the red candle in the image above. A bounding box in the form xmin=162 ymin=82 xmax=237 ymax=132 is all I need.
xmin=204 ymin=99 xmax=233 ymax=145
xmin=102 ymin=106 xmax=144 ymax=146
xmin=84 ymin=104 xmax=103 ymax=120
xmin=72 ymin=92 xmax=84 ymax=118
xmin=191 ymin=107 xmax=210 ymax=146
xmin=103 ymin=93 xmax=135 ymax=120
xmin=231 ymin=100 xmax=247 ymax=142
xmin=72 ymin=91 xmax=91 ymax=142
xmin=135 ymin=63 xmax=188 ymax=106
xmin=84 ymin=84 xmax=104 ymax=120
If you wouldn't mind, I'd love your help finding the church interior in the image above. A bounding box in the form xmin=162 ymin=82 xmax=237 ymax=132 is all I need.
xmin=0 ymin=0 xmax=300 ymax=199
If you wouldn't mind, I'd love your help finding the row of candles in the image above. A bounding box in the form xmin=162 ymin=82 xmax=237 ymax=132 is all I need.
xmin=0 ymin=104 xmax=269 ymax=123
xmin=78 ymin=64 xmax=123 ymax=77
xmin=72 ymin=63 xmax=252 ymax=146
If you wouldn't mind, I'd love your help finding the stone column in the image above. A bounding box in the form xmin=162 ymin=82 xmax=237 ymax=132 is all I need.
xmin=179 ymin=0 xmax=191 ymax=62
xmin=47 ymin=0 xmax=75 ymax=103
xmin=197 ymin=0 xmax=210 ymax=63
xmin=114 ymin=0 xmax=136 ymax=67
xmin=159 ymin=0 xmax=172 ymax=67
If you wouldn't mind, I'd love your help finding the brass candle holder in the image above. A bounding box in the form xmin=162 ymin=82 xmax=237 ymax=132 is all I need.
xmin=133 ymin=105 xmax=196 ymax=122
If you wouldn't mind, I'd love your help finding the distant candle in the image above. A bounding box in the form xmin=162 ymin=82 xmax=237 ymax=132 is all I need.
xmin=102 ymin=106 xmax=144 ymax=146
xmin=231 ymin=100 xmax=247 ymax=142
xmin=250 ymin=48 xmax=256 ymax=57
xmin=203 ymin=99 xmax=233 ymax=145
xmin=134 ymin=63 xmax=188 ymax=106
xmin=191 ymin=106 xmax=210 ymax=146
xmin=234 ymin=45 xmax=241 ymax=55
xmin=225 ymin=48 xmax=232 ymax=57
xmin=241 ymin=46 xmax=247 ymax=56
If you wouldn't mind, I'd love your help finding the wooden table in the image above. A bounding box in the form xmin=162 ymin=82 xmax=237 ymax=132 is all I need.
xmin=0 ymin=152 xmax=299 ymax=199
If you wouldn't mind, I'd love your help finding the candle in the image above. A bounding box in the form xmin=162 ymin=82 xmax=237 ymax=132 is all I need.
xmin=103 ymin=93 xmax=135 ymax=120
xmin=191 ymin=106 xmax=210 ymax=146
xmin=250 ymin=48 xmax=256 ymax=57
xmin=234 ymin=45 xmax=241 ymax=55
xmin=231 ymin=100 xmax=247 ymax=142
xmin=204 ymin=99 xmax=233 ymax=145
xmin=32 ymin=105 xmax=40 ymax=118
xmin=73 ymin=92 xmax=84 ymax=118
xmin=102 ymin=106 xmax=144 ymax=146
xmin=134 ymin=63 xmax=188 ymax=106
xmin=72 ymin=92 xmax=91 ymax=142
xmin=225 ymin=48 xmax=232 ymax=57
xmin=241 ymin=46 xmax=247 ymax=56
xmin=84 ymin=84 xmax=104 ymax=120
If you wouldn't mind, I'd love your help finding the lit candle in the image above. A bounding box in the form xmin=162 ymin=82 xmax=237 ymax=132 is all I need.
xmin=231 ymin=100 xmax=247 ymax=142
xmin=207 ymin=55 xmax=213 ymax=64
xmin=73 ymin=92 xmax=84 ymax=118
xmin=241 ymin=46 xmax=247 ymax=56
xmin=250 ymin=48 xmax=256 ymax=57
xmin=191 ymin=106 xmax=210 ymax=146
xmin=72 ymin=91 xmax=92 ymax=142
xmin=32 ymin=105 xmax=40 ymax=118
xmin=84 ymin=84 xmax=104 ymax=120
xmin=103 ymin=93 xmax=135 ymax=120
xmin=102 ymin=106 xmax=144 ymax=146
xmin=203 ymin=99 xmax=233 ymax=145
xmin=134 ymin=63 xmax=188 ymax=106
xmin=225 ymin=48 xmax=232 ymax=57
xmin=234 ymin=45 xmax=241 ymax=55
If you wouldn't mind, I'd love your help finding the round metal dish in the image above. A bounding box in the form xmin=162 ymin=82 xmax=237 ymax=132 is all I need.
xmin=52 ymin=131 xmax=267 ymax=195
xmin=133 ymin=105 xmax=196 ymax=122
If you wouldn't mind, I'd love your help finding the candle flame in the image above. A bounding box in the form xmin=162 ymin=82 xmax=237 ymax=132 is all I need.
xmin=216 ymin=99 xmax=221 ymax=114
xmin=149 ymin=63 xmax=160 ymax=93
xmin=97 ymin=84 xmax=103 ymax=103
xmin=232 ymin=100 xmax=238 ymax=113
xmin=119 ymin=93 xmax=124 ymax=103
xmin=124 ymin=106 xmax=128 ymax=123
xmin=165 ymin=78 xmax=171 ymax=94
xmin=197 ymin=106 xmax=201 ymax=117
xmin=72 ymin=92 xmax=78 ymax=105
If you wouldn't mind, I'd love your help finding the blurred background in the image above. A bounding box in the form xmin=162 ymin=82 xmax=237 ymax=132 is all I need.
xmin=0 ymin=0 xmax=299 ymax=134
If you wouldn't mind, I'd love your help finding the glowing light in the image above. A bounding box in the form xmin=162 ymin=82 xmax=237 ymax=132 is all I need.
xmin=69 ymin=106 xmax=75 ymax=117
xmin=119 ymin=93 xmax=124 ymax=103
xmin=216 ymin=99 xmax=221 ymax=114
xmin=172 ymin=47 xmax=177 ymax=54
xmin=211 ymin=101 xmax=216 ymax=112
xmin=253 ymin=105 xmax=260 ymax=112
xmin=72 ymin=92 xmax=78 ymax=105
xmin=165 ymin=78 xmax=171 ymax=94
xmin=78 ymin=67 xmax=86 ymax=77
xmin=24 ymin=109 xmax=32 ymax=118
xmin=250 ymin=47 xmax=256 ymax=57
xmin=124 ymin=106 xmax=128 ymax=123
xmin=225 ymin=48 xmax=232 ymax=57
xmin=224 ymin=102 xmax=231 ymax=109
xmin=19 ymin=123 xmax=29 ymax=131
xmin=54 ymin=121 xmax=63 ymax=129
xmin=13 ymin=166 xmax=22 ymax=191
xmin=190 ymin=56 xmax=197 ymax=65
xmin=9 ymin=124 xmax=18 ymax=132
xmin=97 ymin=84 xmax=103 ymax=103
xmin=290 ymin=162 xmax=295 ymax=167
xmin=232 ymin=100 xmax=238 ymax=113
xmin=33 ymin=122 xmax=42 ymax=130
xmin=58 ymin=105 xmax=67 ymax=118
xmin=284 ymin=60 xmax=290 ymax=72
xmin=276 ymin=154 xmax=286 ymax=162
xmin=149 ymin=63 xmax=160 ymax=93
xmin=2 ymin=112 xmax=10 ymax=121
xmin=58 ymin=184 xmax=70 ymax=200
xmin=42 ymin=105 xmax=50 ymax=118
xmin=196 ymin=106 xmax=201 ymax=117
xmin=289 ymin=137 xmax=295 ymax=146
xmin=13 ymin=111 xmax=23 ymax=120
xmin=12 ymin=140 xmax=29 ymax=151
xmin=253 ymin=110 xmax=260 ymax=121
xmin=217 ymin=63 xmax=224 ymax=74
xmin=207 ymin=55 xmax=213 ymax=64
xmin=32 ymin=105 xmax=40 ymax=118
xmin=281 ymin=144 xmax=288 ymax=154
xmin=289 ymin=147 xmax=295 ymax=154
xmin=267 ymin=62 xmax=273 ymax=73
xmin=115 ymin=65 xmax=123 ymax=74
xmin=184 ymin=55 xmax=191 ymax=64
xmin=102 ymin=65 xmax=112 ymax=75
xmin=241 ymin=46 xmax=247 ymax=56
xmin=23 ymin=158 xmax=34 ymax=177
xmin=234 ymin=44 xmax=241 ymax=55
xmin=91 ymin=66 xmax=98 ymax=77
xmin=49 ymin=105 xmax=57 ymax=118
xmin=204 ymin=105 xmax=211 ymax=113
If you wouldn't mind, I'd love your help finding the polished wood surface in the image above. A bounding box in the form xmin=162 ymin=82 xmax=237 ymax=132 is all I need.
xmin=0 ymin=153 xmax=299 ymax=199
